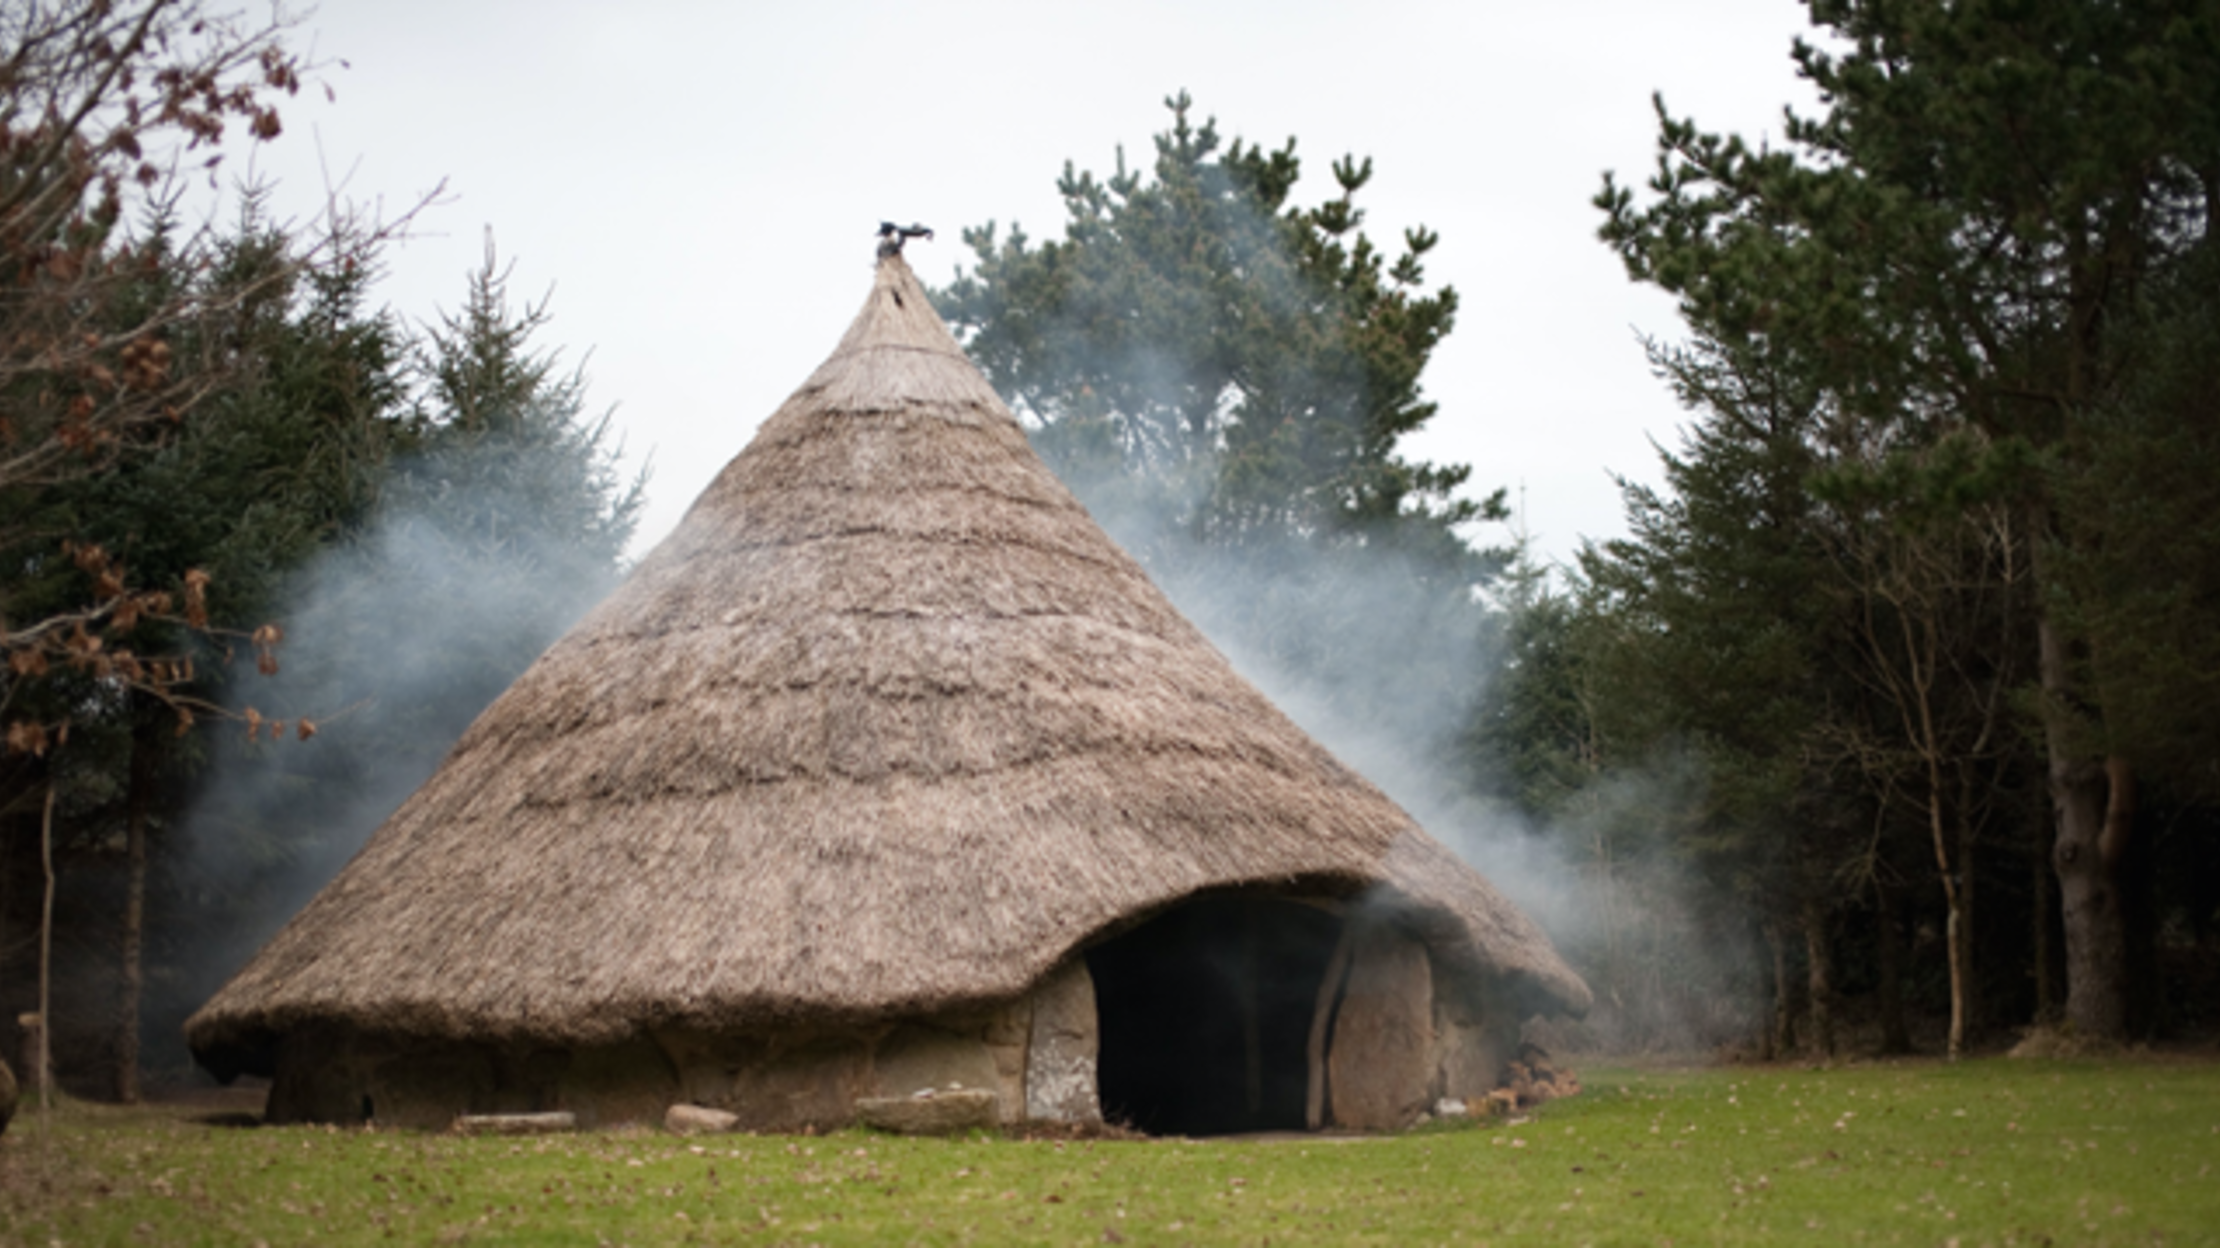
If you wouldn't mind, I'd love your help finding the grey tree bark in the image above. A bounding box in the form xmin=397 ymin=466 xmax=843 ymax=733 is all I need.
xmin=2038 ymin=612 xmax=2135 ymax=1042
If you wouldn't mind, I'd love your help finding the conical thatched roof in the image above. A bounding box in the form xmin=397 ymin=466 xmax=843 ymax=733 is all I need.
xmin=188 ymin=253 xmax=1589 ymax=1077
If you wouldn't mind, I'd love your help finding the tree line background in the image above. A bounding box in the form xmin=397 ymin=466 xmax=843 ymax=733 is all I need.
xmin=3 ymin=0 xmax=2214 ymax=1102
xmin=0 ymin=0 xmax=640 ymax=1099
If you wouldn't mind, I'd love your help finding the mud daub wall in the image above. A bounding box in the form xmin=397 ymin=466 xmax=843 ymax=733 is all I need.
xmin=265 ymin=959 xmax=1103 ymax=1132
xmin=262 ymin=922 xmax=1521 ymax=1134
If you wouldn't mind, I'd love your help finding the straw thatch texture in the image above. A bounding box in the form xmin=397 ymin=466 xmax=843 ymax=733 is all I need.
xmin=187 ymin=255 xmax=1589 ymax=1077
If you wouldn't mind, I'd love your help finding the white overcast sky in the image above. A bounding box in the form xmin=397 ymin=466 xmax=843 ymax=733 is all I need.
xmin=244 ymin=0 xmax=1824 ymax=572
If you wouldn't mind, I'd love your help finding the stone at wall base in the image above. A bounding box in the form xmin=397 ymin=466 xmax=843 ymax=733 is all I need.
xmin=665 ymin=1103 xmax=740 ymax=1135
xmin=855 ymin=1089 xmax=998 ymax=1135
xmin=1329 ymin=924 xmax=1435 ymax=1130
xmin=453 ymin=1112 xmax=576 ymax=1135
xmin=1025 ymin=958 xmax=1102 ymax=1124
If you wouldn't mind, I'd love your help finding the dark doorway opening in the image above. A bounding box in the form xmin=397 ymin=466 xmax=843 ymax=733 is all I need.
xmin=1086 ymin=894 xmax=1344 ymax=1135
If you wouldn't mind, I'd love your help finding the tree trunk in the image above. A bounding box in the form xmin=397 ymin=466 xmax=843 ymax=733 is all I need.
xmin=1930 ymin=807 xmax=1971 ymax=1061
xmin=1952 ymin=768 xmax=1981 ymax=1048
xmin=1943 ymin=892 xmax=1971 ymax=1060
xmin=115 ymin=717 xmax=158 ymax=1103
xmin=1922 ymin=752 xmax=1969 ymax=1059
xmin=37 ymin=781 xmax=55 ymax=1112
xmin=1592 ymin=826 xmax=1626 ymax=1037
xmin=1802 ymin=898 xmax=1835 ymax=1058
xmin=2032 ymin=794 xmax=2058 ymax=1023
xmin=1874 ymin=879 xmax=1912 ymax=1054
xmin=18 ymin=1013 xmax=46 ymax=1105
xmin=2040 ymin=612 xmax=2134 ymax=1041
xmin=1765 ymin=920 xmax=1797 ymax=1059
xmin=2052 ymin=756 xmax=2131 ymax=1039
xmin=2121 ymin=771 xmax=2159 ymax=1038
xmin=0 ymin=793 xmax=12 ymax=976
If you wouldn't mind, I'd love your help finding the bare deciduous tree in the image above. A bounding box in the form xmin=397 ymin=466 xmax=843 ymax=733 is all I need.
xmin=0 ymin=0 xmax=429 ymax=1106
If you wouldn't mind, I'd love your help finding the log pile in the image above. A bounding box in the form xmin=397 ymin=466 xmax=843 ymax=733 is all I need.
xmin=1499 ymin=1042 xmax=1581 ymax=1108
xmin=1464 ymin=1042 xmax=1581 ymax=1118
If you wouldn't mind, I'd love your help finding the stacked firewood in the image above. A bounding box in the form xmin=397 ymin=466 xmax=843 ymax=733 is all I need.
xmin=1474 ymin=1043 xmax=1581 ymax=1116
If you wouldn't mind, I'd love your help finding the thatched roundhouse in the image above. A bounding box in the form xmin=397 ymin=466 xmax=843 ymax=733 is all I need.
xmin=187 ymin=251 xmax=1590 ymax=1135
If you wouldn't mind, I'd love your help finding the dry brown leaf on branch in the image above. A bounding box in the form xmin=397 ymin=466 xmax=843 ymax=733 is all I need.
xmin=4 ymin=722 xmax=49 ymax=757
xmin=251 ymin=622 xmax=284 ymax=675
xmin=66 ymin=623 xmax=104 ymax=666
xmin=183 ymin=568 xmax=210 ymax=628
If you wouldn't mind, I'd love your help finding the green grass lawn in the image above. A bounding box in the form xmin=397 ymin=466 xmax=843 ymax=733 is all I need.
xmin=5 ymin=1058 xmax=2217 ymax=1246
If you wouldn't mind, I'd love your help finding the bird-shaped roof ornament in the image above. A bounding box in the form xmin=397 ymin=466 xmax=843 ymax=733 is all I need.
xmin=877 ymin=221 xmax=933 ymax=258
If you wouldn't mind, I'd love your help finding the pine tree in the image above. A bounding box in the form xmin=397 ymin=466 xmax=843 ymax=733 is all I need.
xmin=1596 ymin=0 xmax=2220 ymax=1041
xmin=936 ymin=92 xmax=1503 ymax=784
xmin=161 ymin=245 xmax=647 ymax=1079
xmin=0 ymin=211 xmax=412 ymax=1097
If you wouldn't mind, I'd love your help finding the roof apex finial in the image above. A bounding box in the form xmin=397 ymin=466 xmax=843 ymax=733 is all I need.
xmin=877 ymin=221 xmax=934 ymax=260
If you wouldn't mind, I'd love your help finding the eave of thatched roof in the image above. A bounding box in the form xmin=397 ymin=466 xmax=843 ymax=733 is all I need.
xmin=187 ymin=253 xmax=1590 ymax=1076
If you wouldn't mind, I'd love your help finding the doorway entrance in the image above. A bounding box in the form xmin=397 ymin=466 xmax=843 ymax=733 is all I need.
xmin=1085 ymin=894 xmax=1344 ymax=1135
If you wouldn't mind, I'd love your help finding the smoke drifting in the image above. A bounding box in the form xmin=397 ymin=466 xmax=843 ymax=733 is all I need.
xmin=1098 ymin=487 xmax=1759 ymax=1053
xmin=154 ymin=214 xmax=1750 ymax=1072
xmin=154 ymin=467 xmax=628 ymax=1077
xmin=940 ymin=156 xmax=1761 ymax=1050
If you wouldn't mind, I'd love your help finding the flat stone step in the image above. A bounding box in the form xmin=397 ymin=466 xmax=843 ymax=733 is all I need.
xmin=453 ymin=1112 xmax=577 ymax=1135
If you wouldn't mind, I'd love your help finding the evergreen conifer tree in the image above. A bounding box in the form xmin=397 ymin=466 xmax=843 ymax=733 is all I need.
xmin=1596 ymin=0 xmax=2220 ymax=1041
xmin=936 ymin=93 xmax=1503 ymax=788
